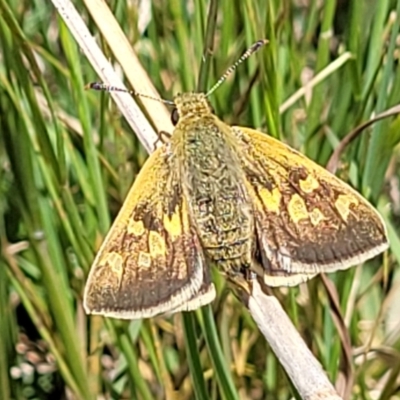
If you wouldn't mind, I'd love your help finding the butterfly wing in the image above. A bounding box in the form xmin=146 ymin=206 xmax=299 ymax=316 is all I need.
xmin=170 ymin=278 xmax=216 ymax=313
xmin=84 ymin=146 xmax=215 ymax=319
xmin=233 ymin=127 xmax=389 ymax=286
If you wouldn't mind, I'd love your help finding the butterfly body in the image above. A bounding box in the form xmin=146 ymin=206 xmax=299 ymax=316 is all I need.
xmin=84 ymin=92 xmax=389 ymax=319
xmin=172 ymin=93 xmax=254 ymax=274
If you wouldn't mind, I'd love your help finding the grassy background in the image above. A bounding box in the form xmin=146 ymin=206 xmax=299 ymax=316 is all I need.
xmin=1 ymin=0 xmax=400 ymax=399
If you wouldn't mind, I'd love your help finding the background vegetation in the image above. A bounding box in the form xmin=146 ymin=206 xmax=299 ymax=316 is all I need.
xmin=1 ymin=0 xmax=400 ymax=399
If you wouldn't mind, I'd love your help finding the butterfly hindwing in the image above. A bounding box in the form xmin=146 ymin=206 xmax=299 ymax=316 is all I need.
xmin=233 ymin=126 xmax=388 ymax=286
xmin=83 ymin=146 xmax=215 ymax=318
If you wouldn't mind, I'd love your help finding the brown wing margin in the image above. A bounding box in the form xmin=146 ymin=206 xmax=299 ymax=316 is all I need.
xmin=233 ymin=126 xmax=389 ymax=286
xmin=83 ymin=146 xmax=215 ymax=318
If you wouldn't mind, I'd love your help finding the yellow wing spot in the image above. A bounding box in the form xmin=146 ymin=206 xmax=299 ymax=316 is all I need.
xmin=259 ymin=187 xmax=282 ymax=213
xmin=149 ymin=231 xmax=166 ymax=257
xmin=335 ymin=194 xmax=358 ymax=221
xmin=163 ymin=208 xmax=182 ymax=239
xmin=138 ymin=251 xmax=152 ymax=268
xmin=99 ymin=252 xmax=124 ymax=285
xmin=128 ymin=219 xmax=145 ymax=236
xmin=288 ymin=194 xmax=309 ymax=223
xmin=99 ymin=252 xmax=123 ymax=270
xmin=299 ymin=175 xmax=319 ymax=193
xmin=309 ymin=208 xmax=326 ymax=226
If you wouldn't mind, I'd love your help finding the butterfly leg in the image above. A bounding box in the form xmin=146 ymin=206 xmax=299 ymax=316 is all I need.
xmin=153 ymin=130 xmax=172 ymax=151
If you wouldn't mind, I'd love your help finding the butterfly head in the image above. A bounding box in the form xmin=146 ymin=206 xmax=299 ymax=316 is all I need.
xmin=171 ymin=93 xmax=213 ymax=126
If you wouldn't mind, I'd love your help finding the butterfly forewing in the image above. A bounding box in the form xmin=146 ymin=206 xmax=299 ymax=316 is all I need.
xmin=233 ymin=126 xmax=388 ymax=286
xmin=83 ymin=146 xmax=215 ymax=318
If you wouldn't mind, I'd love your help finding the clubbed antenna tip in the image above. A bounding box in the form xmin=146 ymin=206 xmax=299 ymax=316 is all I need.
xmin=205 ymin=39 xmax=269 ymax=98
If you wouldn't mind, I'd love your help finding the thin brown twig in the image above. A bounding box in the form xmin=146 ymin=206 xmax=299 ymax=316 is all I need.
xmin=326 ymin=104 xmax=400 ymax=174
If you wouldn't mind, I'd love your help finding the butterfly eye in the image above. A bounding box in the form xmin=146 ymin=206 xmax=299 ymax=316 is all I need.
xmin=171 ymin=108 xmax=180 ymax=126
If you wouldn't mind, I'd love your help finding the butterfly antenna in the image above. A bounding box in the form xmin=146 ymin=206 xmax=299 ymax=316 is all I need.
xmin=85 ymin=82 xmax=174 ymax=106
xmin=205 ymin=39 xmax=268 ymax=98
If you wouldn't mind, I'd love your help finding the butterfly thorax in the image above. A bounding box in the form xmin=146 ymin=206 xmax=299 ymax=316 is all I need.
xmin=173 ymin=93 xmax=212 ymax=119
xmin=171 ymin=93 xmax=254 ymax=272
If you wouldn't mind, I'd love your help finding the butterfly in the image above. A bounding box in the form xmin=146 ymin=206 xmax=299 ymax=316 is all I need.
xmin=83 ymin=41 xmax=388 ymax=319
